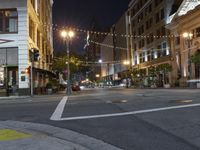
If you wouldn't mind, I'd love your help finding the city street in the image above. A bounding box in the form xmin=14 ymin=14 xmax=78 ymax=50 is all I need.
xmin=0 ymin=88 xmax=200 ymax=150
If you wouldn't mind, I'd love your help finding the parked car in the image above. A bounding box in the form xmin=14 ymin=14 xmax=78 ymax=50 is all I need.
xmin=72 ymin=84 xmax=81 ymax=91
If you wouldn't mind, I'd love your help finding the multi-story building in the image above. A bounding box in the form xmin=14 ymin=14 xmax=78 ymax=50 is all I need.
xmin=167 ymin=0 xmax=200 ymax=87
xmin=126 ymin=0 xmax=183 ymax=87
xmin=0 ymin=0 xmax=54 ymax=96
xmin=100 ymin=14 xmax=128 ymax=84
xmin=85 ymin=19 xmax=104 ymax=81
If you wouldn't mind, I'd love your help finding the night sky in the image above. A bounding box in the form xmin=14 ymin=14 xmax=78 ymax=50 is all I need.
xmin=53 ymin=0 xmax=131 ymax=55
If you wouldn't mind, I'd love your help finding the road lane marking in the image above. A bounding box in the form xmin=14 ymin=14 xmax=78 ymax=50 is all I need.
xmin=50 ymin=97 xmax=200 ymax=121
xmin=50 ymin=96 xmax=68 ymax=121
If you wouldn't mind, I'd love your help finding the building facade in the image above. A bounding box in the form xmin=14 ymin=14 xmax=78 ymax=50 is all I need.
xmin=100 ymin=14 xmax=128 ymax=85
xmin=167 ymin=0 xmax=200 ymax=87
xmin=0 ymin=0 xmax=53 ymax=96
xmin=126 ymin=0 xmax=183 ymax=87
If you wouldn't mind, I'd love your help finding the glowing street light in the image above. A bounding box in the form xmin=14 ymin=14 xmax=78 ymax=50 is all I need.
xmin=96 ymin=74 xmax=100 ymax=78
xmin=61 ymin=29 xmax=75 ymax=95
xmin=123 ymin=60 xmax=130 ymax=65
xmin=98 ymin=59 xmax=102 ymax=63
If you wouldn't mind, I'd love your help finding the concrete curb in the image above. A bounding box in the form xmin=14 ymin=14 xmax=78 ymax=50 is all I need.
xmin=0 ymin=121 xmax=122 ymax=150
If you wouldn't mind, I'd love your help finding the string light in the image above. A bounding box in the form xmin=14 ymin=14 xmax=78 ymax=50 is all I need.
xmin=28 ymin=20 xmax=200 ymax=39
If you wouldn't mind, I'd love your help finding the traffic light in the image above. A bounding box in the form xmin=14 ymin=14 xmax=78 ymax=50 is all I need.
xmin=30 ymin=48 xmax=40 ymax=62
xmin=33 ymin=49 xmax=40 ymax=61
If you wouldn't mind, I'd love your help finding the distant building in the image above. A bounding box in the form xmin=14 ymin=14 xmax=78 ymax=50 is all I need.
xmin=85 ymin=18 xmax=105 ymax=81
xmin=126 ymin=0 xmax=183 ymax=87
xmin=100 ymin=14 xmax=128 ymax=84
xmin=167 ymin=0 xmax=200 ymax=87
xmin=0 ymin=0 xmax=54 ymax=96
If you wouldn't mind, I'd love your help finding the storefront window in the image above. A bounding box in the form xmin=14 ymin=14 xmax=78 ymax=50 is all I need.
xmin=0 ymin=9 xmax=18 ymax=33
xmin=0 ymin=67 xmax=4 ymax=87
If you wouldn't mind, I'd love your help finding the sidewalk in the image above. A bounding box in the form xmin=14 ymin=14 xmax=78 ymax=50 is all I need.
xmin=0 ymin=120 xmax=122 ymax=150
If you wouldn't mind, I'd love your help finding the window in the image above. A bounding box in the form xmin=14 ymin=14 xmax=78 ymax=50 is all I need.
xmin=140 ymin=53 xmax=143 ymax=63
xmin=161 ymin=26 xmax=166 ymax=35
xmin=155 ymin=0 xmax=163 ymax=7
xmin=175 ymin=37 xmax=180 ymax=45
xmin=161 ymin=8 xmax=165 ymax=20
xmin=134 ymin=54 xmax=138 ymax=65
xmin=162 ymin=42 xmax=167 ymax=56
xmin=37 ymin=30 xmax=41 ymax=48
xmin=147 ymin=34 xmax=154 ymax=45
xmin=0 ymin=9 xmax=18 ymax=33
xmin=155 ymin=12 xmax=160 ymax=23
xmin=29 ymin=17 xmax=35 ymax=41
xmin=147 ymin=51 xmax=151 ymax=61
xmin=146 ymin=21 xmax=149 ymax=30
xmin=157 ymin=45 xmax=162 ymax=58
xmin=196 ymin=27 xmax=200 ymax=37
xmin=149 ymin=4 xmax=152 ymax=13
xmin=151 ymin=50 xmax=154 ymax=60
xmin=149 ymin=18 xmax=153 ymax=27
xmin=139 ymin=39 xmax=145 ymax=48
xmin=139 ymin=52 xmax=145 ymax=63
xmin=134 ymin=43 xmax=137 ymax=51
xmin=132 ymin=20 xmax=135 ymax=28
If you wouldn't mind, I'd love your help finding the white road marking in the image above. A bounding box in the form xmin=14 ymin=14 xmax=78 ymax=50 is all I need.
xmin=50 ymin=97 xmax=200 ymax=121
xmin=50 ymin=96 xmax=68 ymax=121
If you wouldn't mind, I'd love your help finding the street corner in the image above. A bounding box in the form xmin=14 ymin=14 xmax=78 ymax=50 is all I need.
xmin=0 ymin=129 xmax=32 ymax=142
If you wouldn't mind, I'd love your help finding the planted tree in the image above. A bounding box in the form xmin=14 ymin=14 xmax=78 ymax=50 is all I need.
xmin=191 ymin=50 xmax=200 ymax=78
xmin=156 ymin=63 xmax=172 ymax=85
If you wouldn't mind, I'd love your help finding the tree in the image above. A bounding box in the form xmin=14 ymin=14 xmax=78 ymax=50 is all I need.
xmin=52 ymin=54 xmax=89 ymax=81
xmin=191 ymin=50 xmax=200 ymax=64
xmin=156 ymin=63 xmax=172 ymax=85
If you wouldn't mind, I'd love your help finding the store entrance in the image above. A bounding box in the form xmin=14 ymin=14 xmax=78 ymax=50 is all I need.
xmin=0 ymin=66 xmax=18 ymax=96
xmin=0 ymin=67 xmax=5 ymax=96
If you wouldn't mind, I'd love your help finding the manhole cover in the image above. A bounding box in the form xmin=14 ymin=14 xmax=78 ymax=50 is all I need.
xmin=168 ymin=100 xmax=193 ymax=103
xmin=107 ymin=100 xmax=127 ymax=104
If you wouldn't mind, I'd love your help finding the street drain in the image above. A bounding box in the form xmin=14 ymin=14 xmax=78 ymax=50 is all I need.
xmin=168 ymin=100 xmax=193 ymax=104
xmin=107 ymin=100 xmax=127 ymax=104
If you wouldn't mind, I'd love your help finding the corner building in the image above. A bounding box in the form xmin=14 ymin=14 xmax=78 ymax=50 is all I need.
xmin=167 ymin=1 xmax=200 ymax=87
xmin=126 ymin=0 xmax=183 ymax=87
xmin=0 ymin=0 xmax=54 ymax=96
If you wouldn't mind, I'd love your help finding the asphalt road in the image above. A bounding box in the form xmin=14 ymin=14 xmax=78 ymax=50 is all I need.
xmin=0 ymin=88 xmax=200 ymax=150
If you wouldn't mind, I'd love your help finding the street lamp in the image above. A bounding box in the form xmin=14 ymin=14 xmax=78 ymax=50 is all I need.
xmin=123 ymin=60 xmax=130 ymax=66
xmin=183 ymin=32 xmax=193 ymax=87
xmin=98 ymin=59 xmax=102 ymax=63
xmin=61 ymin=29 xmax=75 ymax=95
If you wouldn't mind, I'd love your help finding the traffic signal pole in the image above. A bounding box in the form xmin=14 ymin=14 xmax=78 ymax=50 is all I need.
xmin=30 ymin=49 xmax=33 ymax=97
xmin=29 ymin=48 xmax=40 ymax=96
xmin=30 ymin=60 xmax=33 ymax=96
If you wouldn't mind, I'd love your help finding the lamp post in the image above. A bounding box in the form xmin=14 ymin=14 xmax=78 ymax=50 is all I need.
xmin=61 ymin=30 xmax=75 ymax=95
xmin=183 ymin=32 xmax=193 ymax=86
xmin=123 ymin=60 xmax=130 ymax=88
